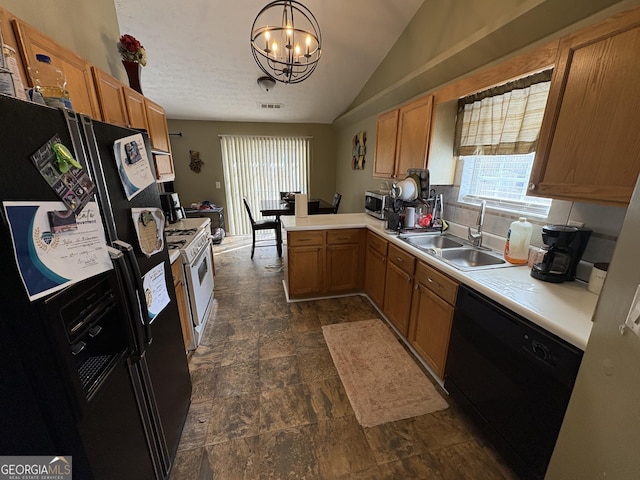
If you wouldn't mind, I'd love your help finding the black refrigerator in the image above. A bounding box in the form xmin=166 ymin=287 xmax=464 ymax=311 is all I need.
xmin=0 ymin=94 xmax=191 ymax=479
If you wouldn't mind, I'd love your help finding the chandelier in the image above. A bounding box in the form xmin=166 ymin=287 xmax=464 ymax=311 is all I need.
xmin=250 ymin=0 xmax=322 ymax=84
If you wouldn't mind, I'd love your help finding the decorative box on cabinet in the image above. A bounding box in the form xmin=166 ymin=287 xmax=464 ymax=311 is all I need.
xmin=530 ymin=6 xmax=640 ymax=206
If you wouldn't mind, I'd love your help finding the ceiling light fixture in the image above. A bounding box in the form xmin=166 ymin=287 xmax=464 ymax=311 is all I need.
xmin=250 ymin=0 xmax=322 ymax=84
xmin=257 ymin=76 xmax=276 ymax=92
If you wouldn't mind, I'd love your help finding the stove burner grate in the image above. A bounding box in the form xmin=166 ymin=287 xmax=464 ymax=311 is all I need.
xmin=165 ymin=228 xmax=198 ymax=236
xmin=167 ymin=239 xmax=186 ymax=250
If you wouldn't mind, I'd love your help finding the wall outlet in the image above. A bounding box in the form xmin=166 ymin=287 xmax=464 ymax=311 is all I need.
xmin=215 ymin=182 xmax=221 ymax=189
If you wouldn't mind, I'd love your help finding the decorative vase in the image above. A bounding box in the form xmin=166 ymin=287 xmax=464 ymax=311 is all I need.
xmin=122 ymin=60 xmax=142 ymax=94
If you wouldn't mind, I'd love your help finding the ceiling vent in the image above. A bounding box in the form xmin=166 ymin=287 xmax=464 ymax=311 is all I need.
xmin=258 ymin=103 xmax=284 ymax=110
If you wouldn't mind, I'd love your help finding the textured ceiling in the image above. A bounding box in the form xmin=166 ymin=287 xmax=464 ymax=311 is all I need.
xmin=114 ymin=0 xmax=424 ymax=123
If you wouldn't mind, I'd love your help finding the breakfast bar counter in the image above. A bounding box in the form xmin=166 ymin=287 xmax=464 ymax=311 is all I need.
xmin=281 ymin=213 xmax=598 ymax=350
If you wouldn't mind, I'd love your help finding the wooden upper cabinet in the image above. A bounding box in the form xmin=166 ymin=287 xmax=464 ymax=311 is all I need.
xmin=92 ymin=67 xmax=128 ymax=127
xmin=373 ymin=109 xmax=399 ymax=177
xmin=123 ymin=86 xmax=148 ymax=130
xmin=144 ymin=97 xmax=171 ymax=153
xmin=144 ymin=97 xmax=175 ymax=182
xmin=530 ymin=6 xmax=640 ymax=206
xmin=395 ymin=95 xmax=433 ymax=177
xmin=373 ymin=95 xmax=433 ymax=178
xmin=12 ymin=19 xmax=100 ymax=119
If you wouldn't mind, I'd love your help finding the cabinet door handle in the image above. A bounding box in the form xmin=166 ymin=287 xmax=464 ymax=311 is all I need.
xmin=395 ymin=256 xmax=404 ymax=263
xmin=427 ymin=277 xmax=441 ymax=288
xmin=298 ymin=238 xmax=312 ymax=242
xmin=406 ymin=275 xmax=412 ymax=283
xmin=528 ymin=183 xmax=536 ymax=191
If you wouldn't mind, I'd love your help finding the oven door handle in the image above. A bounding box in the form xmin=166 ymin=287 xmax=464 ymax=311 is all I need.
xmin=113 ymin=240 xmax=153 ymax=348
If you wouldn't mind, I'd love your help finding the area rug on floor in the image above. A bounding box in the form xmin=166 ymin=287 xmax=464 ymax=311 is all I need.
xmin=322 ymin=319 xmax=448 ymax=428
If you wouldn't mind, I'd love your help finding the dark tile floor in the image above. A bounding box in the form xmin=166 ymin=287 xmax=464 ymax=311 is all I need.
xmin=169 ymin=235 xmax=518 ymax=480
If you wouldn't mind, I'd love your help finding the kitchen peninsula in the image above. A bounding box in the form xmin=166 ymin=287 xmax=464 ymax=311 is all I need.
xmin=281 ymin=213 xmax=597 ymax=352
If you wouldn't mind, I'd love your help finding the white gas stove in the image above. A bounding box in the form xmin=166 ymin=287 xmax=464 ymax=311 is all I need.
xmin=166 ymin=227 xmax=210 ymax=264
xmin=165 ymin=218 xmax=213 ymax=351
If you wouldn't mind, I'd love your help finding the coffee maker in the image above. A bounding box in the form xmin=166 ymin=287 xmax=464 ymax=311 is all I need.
xmin=531 ymin=225 xmax=592 ymax=283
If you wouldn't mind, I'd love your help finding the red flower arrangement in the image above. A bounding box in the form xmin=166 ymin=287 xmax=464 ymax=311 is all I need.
xmin=117 ymin=34 xmax=147 ymax=66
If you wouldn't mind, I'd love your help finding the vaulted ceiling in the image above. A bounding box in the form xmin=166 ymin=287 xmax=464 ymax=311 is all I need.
xmin=114 ymin=0 xmax=424 ymax=123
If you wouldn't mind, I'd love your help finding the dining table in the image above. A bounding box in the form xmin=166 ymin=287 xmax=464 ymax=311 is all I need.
xmin=260 ymin=198 xmax=335 ymax=219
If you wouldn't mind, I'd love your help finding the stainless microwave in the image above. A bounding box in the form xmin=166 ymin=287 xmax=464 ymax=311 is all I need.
xmin=365 ymin=191 xmax=390 ymax=219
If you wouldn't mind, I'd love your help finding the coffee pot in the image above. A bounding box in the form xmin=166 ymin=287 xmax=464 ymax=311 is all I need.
xmin=530 ymin=225 xmax=591 ymax=283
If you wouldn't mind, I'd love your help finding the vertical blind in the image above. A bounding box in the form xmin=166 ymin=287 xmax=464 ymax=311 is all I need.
xmin=220 ymin=135 xmax=310 ymax=235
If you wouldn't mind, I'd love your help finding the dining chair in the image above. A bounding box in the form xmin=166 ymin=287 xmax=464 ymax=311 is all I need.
xmin=308 ymin=200 xmax=320 ymax=214
xmin=279 ymin=191 xmax=301 ymax=200
xmin=332 ymin=193 xmax=342 ymax=214
xmin=242 ymin=197 xmax=282 ymax=259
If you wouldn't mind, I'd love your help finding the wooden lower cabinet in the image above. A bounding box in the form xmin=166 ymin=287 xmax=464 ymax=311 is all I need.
xmin=326 ymin=243 xmax=360 ymax=293
xmin=408 ymin=262 xmax=458 ymax=378
xmin=171 ymin=260 xmax=192 ymax=352
xmin=383 ymin=261 xmax=414 ymax=337
xmin=382 ymin=244 xmax=416 ymax=337
xmin=286 ymin=229 xmax=457 ymax=380
xmin=288 ymin=244 xmax=325 ymax=297
xmin=364 ymin=231 xmax=388 ymax=307
xmin=287 ymin=229 xmax=364 ymax=299
xmin=364 ymin=246 xmax=386 ymax=307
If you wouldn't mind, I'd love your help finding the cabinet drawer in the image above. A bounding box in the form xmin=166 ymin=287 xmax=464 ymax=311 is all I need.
xmin=327 ymin=229 xmax=361 ymax=245
xmin=388 ymin=244 xmax=415 ymax=276
xmin=415 ymin=261 xmax=457 ymax=305
xmin=288 ymin=230 xmax=324 ymax=247
xmin=367 ymin=231 xmax=388 ymax=256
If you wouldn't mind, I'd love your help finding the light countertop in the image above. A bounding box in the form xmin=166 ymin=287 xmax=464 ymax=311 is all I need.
xmin=281 ymin=213 xmax=598 ymax=350
xmin=167 ymin=217 xmax=211 ymax=264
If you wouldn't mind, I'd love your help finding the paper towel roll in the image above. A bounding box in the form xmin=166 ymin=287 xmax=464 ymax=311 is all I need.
xmin=295 ymin=193 xmax=308 ymax=218
xmin=405 ymin=207 xmax=415 ymax=228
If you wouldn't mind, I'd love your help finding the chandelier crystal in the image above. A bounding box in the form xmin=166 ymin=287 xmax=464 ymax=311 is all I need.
xmin=250 ymin=0 xmax=322 ymax=84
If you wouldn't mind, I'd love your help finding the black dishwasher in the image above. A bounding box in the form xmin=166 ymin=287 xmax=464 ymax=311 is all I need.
xmin=444 ymin=285 xmax=583 ymax=480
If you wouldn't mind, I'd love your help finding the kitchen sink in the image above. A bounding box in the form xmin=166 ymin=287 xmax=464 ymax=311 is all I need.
xmin=399 ymin=232 xmax=515 ymax=270
xmin=403 ymin=234 xmax=464 ymax=250
xmin=439 ymin=248 xmax=507 ymax=270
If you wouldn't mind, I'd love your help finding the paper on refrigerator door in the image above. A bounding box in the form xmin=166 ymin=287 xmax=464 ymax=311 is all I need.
xmin=131 ymin=208 xmax=165 ymax=257
xmin=142 ymin=262 xmax=170 ymax=321
xmin=3 ymin=201 xmax=113 ymax=301
xmin=295 ymin=193 xmax=308 ymax=218
xmin=113 ymin=133 xmax=155 ymax=200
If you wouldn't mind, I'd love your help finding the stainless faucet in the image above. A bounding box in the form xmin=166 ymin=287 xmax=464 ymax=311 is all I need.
xmin=468 ymin=200 xmax=487 ymax=247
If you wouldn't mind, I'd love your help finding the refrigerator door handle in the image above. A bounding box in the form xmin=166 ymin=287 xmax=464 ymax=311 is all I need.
xmin=108 ymin=246 xmax=145 ymax=357
xmin=113 ymin=240 xmax=154 ymax=347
